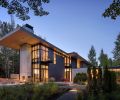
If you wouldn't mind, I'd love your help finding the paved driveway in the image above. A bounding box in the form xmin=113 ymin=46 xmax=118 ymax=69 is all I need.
xmin=57 ymin=89 xmax=78 ymax=100
xmin=56 ymin=83 xmax=87 ymax=100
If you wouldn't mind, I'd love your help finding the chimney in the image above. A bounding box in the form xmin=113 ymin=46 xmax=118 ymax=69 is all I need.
xmin=23 ymin=24 xmax=34 ymax=33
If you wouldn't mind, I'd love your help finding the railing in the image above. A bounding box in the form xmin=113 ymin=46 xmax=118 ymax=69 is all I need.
xmin=65 ymin=63 xmax=72 ymax=68
xmin=40 ymin=58 xmax=53 ymax=64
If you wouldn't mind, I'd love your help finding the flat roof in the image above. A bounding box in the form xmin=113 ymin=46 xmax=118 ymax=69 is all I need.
xmin=0 ymin=26 xmax=68 ymax=55
xmin=0 ymin=25 xmax=89 ymax=63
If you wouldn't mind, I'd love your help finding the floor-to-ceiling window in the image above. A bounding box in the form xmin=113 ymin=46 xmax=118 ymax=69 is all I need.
xmin=41 ymin=65 xmax=48 ymax=82
xmin=64 ymin=56 xmax=72 ymax=81
xmin=41 ymin=45 xmax=48 ymax=61
xmin=32 ymin=44 xmax=49 ymax=82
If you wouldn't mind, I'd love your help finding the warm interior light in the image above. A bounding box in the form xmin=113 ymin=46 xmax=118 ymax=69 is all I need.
xmin=77 ymin=59 xmax=80 ymax=68
xmin=34 ymin=69 xmax=39 ymax=74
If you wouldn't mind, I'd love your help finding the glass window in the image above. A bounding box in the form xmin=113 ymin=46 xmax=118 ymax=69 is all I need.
xmin=32 ymin=44 xmax=49 ymax=82
xmin=53 ymin=51 xmax=56 ymax=64
xmin=41 ymin=46 xmax=48 ymax=61
xmin=64 ymin=56 xmax=71 ymax=66
xmin=77 ymin=59 xmax=80 ymax=68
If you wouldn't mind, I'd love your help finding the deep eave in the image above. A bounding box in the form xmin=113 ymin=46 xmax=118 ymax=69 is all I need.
xmin=0 ymin=26 xmax=68 ymax=56
xmin=0 ymin=27 xmax=39 ymax=49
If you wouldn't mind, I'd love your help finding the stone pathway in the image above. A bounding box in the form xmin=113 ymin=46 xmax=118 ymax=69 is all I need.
xmin=57 ymin=89 xmax=78 ymax=100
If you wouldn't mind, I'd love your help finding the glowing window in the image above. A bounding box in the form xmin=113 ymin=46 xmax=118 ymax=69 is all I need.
xmin=77 ymin=59 xmax=80 ymax=68
xmin=53 ymin=51 xmax=56 ymax=64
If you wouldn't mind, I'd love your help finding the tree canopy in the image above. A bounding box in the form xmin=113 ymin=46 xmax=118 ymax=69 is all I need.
xmin=0 ymin=21 xmax=19 ymax=77
xmin=113 ymin=33 xmax=120 ymax=65
xmin=0 ymin=0 xmax=49 ymax=20
xmin=103 ymin=0 xmax=120 ymax=20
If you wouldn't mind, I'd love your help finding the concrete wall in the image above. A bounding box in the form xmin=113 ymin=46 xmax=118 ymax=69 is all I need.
xmin=20 ymin=44 xmax=31 ymax=81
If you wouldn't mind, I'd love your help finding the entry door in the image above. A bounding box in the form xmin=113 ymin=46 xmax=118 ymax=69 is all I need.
xmin=65 ymin=68 xmax=72 ymax=82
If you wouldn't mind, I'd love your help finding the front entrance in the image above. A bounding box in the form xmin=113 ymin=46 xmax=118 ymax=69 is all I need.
xmin=64 ymin=68 xmax=72 ymax=82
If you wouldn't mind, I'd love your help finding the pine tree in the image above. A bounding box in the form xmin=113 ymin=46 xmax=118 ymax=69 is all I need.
xmin=103 ymin=66 xmax=110 ymax=92
xmin=98 ymin=49 xmax=109 ymax=67
xmin=108 ymin=58 xmax=113 ymax=67
xmin=98 ymin=49 xmax=104 ymax=66
xmin=103 ymin=66 xmax=117 ymax=93
xmin=113 ymin=33 xmax=120 ymax=66
xmin=88 ymin=45 xmax=98 ymax=66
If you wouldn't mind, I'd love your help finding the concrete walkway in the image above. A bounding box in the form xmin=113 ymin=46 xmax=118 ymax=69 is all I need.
xmin=57 ymin=89 xmax=78 ymax=100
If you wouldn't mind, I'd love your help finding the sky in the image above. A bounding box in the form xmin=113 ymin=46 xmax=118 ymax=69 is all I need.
xmin=0 ymin=0 xmax=120 ymax=60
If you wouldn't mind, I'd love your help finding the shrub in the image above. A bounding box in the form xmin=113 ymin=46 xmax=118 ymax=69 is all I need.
xmin=32 ymin=82 xmax=59 ymax=100
xmin=74 ymin=73 xmax=87 ymax=84
xmin=103 ymin=68 xmax=117 ymax=92
xmin=0 ymin=83 xmax=59 ymax=100
xmin=77 ymin=91 xmax=83 ymax=100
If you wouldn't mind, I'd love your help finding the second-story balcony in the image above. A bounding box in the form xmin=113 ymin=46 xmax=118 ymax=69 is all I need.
xmin=40 ymin=58 xmax=53 ymax=65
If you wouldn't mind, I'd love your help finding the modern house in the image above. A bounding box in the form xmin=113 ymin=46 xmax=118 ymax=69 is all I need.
xmin=0 ymin=24 xmax=90 ymax=82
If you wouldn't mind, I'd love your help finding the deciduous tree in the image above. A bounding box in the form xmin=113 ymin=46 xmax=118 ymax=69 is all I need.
xmin=0 ymin=0 xmax=49 ymax=20
xmin=103 ymin=0 xmax=120 ymax=20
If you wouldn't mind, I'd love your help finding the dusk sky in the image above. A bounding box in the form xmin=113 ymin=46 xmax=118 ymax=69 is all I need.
xmin=0 ymin=0 xmax=120 ymax=60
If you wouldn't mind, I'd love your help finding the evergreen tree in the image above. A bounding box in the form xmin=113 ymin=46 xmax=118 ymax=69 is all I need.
xmin=0 ymin=22 xmax=13 ymax=37
xmin=98 ymin=49 xmax=109 ymax=67
xmin=113 ymin=33 xmax=120 ymax=66
xmin=103 ymin=66 xmax=109 ymax=92
xmin=108 ymin=58 xmax=113 ymax=67
xmin=103 ymin=66 xmax=117 ymax=93
xmin=88 ymin=45 xmax=98 ymax=66
xmin=98 ymin=49 xmax=104 ymax=66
